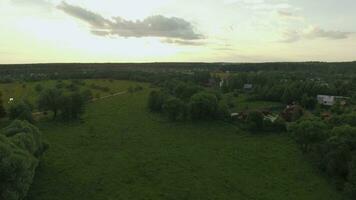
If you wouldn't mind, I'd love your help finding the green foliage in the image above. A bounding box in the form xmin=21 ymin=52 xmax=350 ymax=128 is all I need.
xmin=0 ymin=120 xmax=47 ymax=200
xmin=288 ymin=118 xmax=329 ymax=153
xmin=246 ymin=111 xmax=264 ymax=132
xmin=163 ymin=97 xmax=186 ymax=121
xmin=0 ymin=92 xmax=6 ymax=119
xmin=8 ymin=100 xmax=34 ymax=123
xmin=81 ymin=89 xmax=93 ymax=101
xmin=38 ymin=88 xmax=63 ymax=119
xmin=148 ymin=90 xmax=166 ymax=112
xmin=330 ymin=112 xmax=356 ymax=129
xmin=59 ymin=92 xmax=86 ymax=120
xmin=189 ymin=92 xmax=218 ymax=120
xmin=345 ymin=156 xmax=356 ymax=199
xmin=301 ymin=94 xmax=317 ymax=110
xmin=193 ymin=71 xmax=211 ymax=84
xmin=34 ymin=84 xmax=43 ymax=93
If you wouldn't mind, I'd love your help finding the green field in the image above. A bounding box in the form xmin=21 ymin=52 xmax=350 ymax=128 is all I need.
xmin=2 ymin=80 xmax=340 ymax=200
xmin=0 ymin=79 xmax=139 ymax=109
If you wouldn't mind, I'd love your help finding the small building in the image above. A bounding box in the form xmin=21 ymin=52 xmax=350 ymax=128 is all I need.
xmin=8 ymin=98 xmax=14 ymax=103
xmin=317 ymin=95 xmax=335 ymax=106
xmin=243 ymin=84 xmax=253 ymax=90
xmin=317 ymin=95 xmax=348 ymax=106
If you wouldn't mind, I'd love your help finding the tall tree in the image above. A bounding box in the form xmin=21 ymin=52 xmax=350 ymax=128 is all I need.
xmin=38 ymin=88 xmax=62 ymax=119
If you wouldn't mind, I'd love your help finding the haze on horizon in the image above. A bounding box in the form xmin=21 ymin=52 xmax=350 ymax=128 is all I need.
xmin=0 ymin=0 xmax=355 ymax=64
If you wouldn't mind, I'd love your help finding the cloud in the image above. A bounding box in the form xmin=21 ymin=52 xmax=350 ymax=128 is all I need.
xmin=57 ymin=1 xmax=203 ymax=42
xmin=11 ymin=0 xmax=52 ymax=6
xmin=163 ymin=39 xmax=205 ymax=46
xmin=282 ymin=26 xmax=352 ymax=43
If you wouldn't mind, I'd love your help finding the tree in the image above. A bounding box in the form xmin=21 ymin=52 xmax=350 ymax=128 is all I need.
xmin=81 ymin=89 xmax=93 ymax=102
xmin=59 ymin=92 xmax=85 ymax=120
xmin=345 ymin=155 xmax=356 ymax=199
xmin=246 ymin=111 xmax=264 ymax=132
xmin=34 ymin=84 xmax=43 ymax=93
xmin=0 ymin=92 xmax=6 ymax=118
xmin=217 ymin=101 xmax=230 ymax=120
xmin=301 ymin=94 xmax=317 ymax=110
xmin=0 ymin=120 xmax=48 ymax=200
xmin=8 ymin=100 xmax=34 ymax=123
xmin=189 ymin=92 xmax=218 ymax=120
xmin=163 ymin=97 xmax=186 ymax=121
xmin=38 ymin=88 xmax=62 ymax=119
xmin=282 ymin=87 xmax=294 ymax=104
xmin=148 ymin=90 xmax=166 ymax=112
xmin=288 ymin=118 xmax=328 ymax=152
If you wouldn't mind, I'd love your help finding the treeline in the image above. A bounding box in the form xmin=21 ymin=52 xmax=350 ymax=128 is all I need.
xmin=1 ymin=62 xmax=356 ymax=83
xmin=288 ymin=113 xmax=356 ymax=198
xmin=37 ymin=88 xmax=88 ymax=121
xmin=0 ymin=120 xmax=48 ymax=200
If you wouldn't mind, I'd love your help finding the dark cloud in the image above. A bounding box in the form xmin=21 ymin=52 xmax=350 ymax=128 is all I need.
xmin=57 ymin=1 xmax=203 ymax=42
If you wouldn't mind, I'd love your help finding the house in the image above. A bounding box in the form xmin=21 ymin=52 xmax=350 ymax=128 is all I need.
xmin=243 ymin=84 xmax=253 ymax=90
xmin=8 ymin=98 xmax=14 ymax=103
xmin=317 ymin=95 xmax=349 ymax=106
xmin=317 ymin=95 xmax=335 ymax=106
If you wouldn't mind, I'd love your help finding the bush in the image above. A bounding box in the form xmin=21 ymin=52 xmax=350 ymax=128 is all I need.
xmin=59 ymin=92 xmax=86 ymax=120
xmin=81 ymin=89 xmax=93 ymax=101
xmin=163 ymin=97 xmax=186 ymax=121
xmin=0 ymin=93 xmax=6 ymax=119
xmin=148 ymin=90 xmax=166 ymax=112
xmin=0 ymin=120 xmax=48 ymax=200
xmin=288 ymin=118 xmax=329 ymax=153
xmin=8 ymin=101 xmax=34 ymax=123
xmin=245 ymin=111 xmax=264 ymax=132
xmin=189 ymin=92 xmax=218 ymax=120
xmin=34 ymin=84 xmax=43 ymax=93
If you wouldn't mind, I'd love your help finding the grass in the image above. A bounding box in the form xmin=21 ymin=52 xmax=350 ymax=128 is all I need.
xmin=0 ymin=79 xmax=140 ymax=109
xmin=19 ymin=82 xmax=343 ymax=200
xmin=231 ymin=94 xmax=284 ymax=113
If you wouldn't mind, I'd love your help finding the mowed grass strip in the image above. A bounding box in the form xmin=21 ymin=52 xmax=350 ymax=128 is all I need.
xmin=27 ymin=88 xmax=342 ymax=200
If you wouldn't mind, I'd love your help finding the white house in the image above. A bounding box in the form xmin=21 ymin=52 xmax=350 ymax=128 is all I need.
xmin=8 ymin=98 xmax=14 ymax=103
xmin=317 ymin=95 xmax=348 ymax=106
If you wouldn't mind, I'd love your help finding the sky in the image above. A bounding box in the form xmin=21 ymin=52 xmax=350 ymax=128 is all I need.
xmin=0 ymin=0 xmax=355 ymax=63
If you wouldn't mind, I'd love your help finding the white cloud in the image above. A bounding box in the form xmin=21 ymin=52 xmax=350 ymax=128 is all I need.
xmin=282 ymin=26 xmax=352 ymax=43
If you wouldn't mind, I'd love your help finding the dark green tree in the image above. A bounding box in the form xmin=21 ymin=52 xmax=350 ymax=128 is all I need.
xmin=163 ymin=97 xmax=186 ymax=121
xmin=38 ymin=88 xmax=63 ymax=119
xmin=189 ymin=92 xmax=218 ymax=120
xmin=8 ymin=100 xmax=33 ymax=123
xmin=246 ymin=111 xmax=264 ymax=132
xmin=148 ymin=90 xmax=166 ymax=112
xmin=0 ymin=120 xmax=48 ymax=200
xmin=288 ymin=118 xmax=328 ymax=152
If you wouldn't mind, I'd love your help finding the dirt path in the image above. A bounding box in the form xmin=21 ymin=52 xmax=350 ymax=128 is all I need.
xmin=90 ymin=91 xmax=127 ymax=102
xmin=32 ymin=90 xmax=127 ymax=116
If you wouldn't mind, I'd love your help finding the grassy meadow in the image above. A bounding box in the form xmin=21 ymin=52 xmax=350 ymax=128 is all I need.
xmin=0 ymin=80 xmax=340 ymax=200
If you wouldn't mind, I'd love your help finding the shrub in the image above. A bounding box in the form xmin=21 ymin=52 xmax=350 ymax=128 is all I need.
xmin=245 ymin=111 xmax=264 ymax=132
xmin=189 ymin=92 xmax=218 ymax=120
xmin=163 ymin=97 xmax=186 ymax=121
xmin=0 ymin=120 xmax=48 ymax=200
xmin=8 ymin=101 xmax=34 ymax=123
xmin=148 ymin=90 xmax=166 ymax=112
